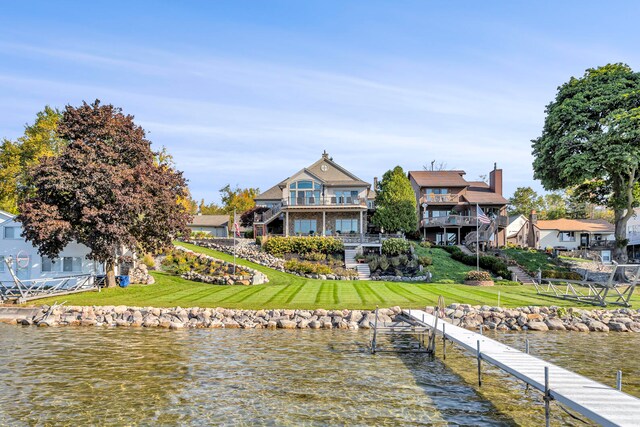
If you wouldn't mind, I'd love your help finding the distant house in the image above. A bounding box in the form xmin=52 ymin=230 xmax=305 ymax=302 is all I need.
xmin=407 ymin=165 xmax=508 ymax=247
xmin=529 ymin=215 xmax=615 ymax=260
xmin=187 ymin=214 xmax=230 ymax=237
xmin=253 ymin=151 xmax=375 ymax=238
xmin=0 ymin=210 xmax=104 ymax=282
xmin=506 ymin=214 xmax=529 ymax=247
xmin=626 ymin=208 xmax=640 ymax=260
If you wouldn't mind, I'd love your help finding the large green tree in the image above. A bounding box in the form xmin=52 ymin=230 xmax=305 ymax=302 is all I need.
xmin=371 ymin=166 xmax=417 ymax=233
xmin=532 ymin=64 xmax=640 ymax=262
xmin=507 ymin=186 xmax=544 ymax=217
xmin=18 ymin=100 xmax=191 ymax=287
xmin=0 ymin=106 xmax=63 ymax=213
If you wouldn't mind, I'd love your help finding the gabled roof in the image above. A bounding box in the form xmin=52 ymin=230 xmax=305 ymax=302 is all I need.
xmin=0 ymin=210 xmax=15 ymax=222
xmin=462 ymin=188 xmax=508 ymax=205
xmin=255 ymin=152 xmax=370 ymax=200
xmin=255 ymin=181 xmax=286 ymax=201
xmin=408 ymin=170 xmax=468 ymax=187
xmin=535 ymin=219 xmax=614 ymax=233
xmin=188 ymin=215 xmax=229 ymax=227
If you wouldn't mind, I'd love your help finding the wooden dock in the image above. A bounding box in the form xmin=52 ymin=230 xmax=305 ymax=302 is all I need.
xmin=403 ymin=309 xmax=640 ymax=427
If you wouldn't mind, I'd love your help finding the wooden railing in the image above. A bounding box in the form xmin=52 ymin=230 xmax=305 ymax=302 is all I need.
xmin=255 ymin=203 xmax=283 ymax=223
xmin=421 ymin=214 xmax=508 ymax=228
xmin=420 ymin=194 xmax=460 ymax=204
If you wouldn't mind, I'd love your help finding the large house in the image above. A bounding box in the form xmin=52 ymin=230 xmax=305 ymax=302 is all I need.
xmin=528 ymin=215 xmax=615 ymax=261
xmin=0 ymin=210 xmax=104 ymax=282
xmin=408 ymin=165 xmax=508 ymax=247
xmin=253 ymin=152 xmax=375 ymax=238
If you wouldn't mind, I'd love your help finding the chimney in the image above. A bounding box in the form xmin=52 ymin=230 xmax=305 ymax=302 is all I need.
xmin=489 ymin=164 xmax=503 ymax=195
xmin=530 ymin=209 xmax=537 ymax=224
xmin=373 ymin=177 xmax=378 ymax=189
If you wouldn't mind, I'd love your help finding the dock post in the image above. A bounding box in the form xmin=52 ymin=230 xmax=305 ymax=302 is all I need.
xmin=371 ymin=306 xmax=379 ymax=354
xmin=476 ymin=340 xmax=482 ymax=387
xmin=544 ymin=366 xmax=551 ymax=427
xmin=617 ymin=370 xmax=622 ymax=391
xmin=442 ymin=322 xmax=446 ymax=360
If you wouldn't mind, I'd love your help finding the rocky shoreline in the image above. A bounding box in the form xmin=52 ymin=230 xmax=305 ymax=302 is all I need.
xmin=1 ymin=304 xmax=639 ymax=332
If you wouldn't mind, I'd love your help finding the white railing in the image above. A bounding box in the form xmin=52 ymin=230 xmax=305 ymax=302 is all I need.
xmin=420 ymin=194 xmax=460 ymax=204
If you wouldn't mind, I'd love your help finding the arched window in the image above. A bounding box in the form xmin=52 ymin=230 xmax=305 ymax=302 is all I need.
xmin=289 ymin=180 xmax=321 ymax=205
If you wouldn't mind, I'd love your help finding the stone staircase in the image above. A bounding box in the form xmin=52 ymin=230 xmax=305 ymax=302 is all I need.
xmin=456 ymin=245 xmax=474 ymax=255
xmin=507 ymin=265 xmax=537 ymax=285
xmin=345 ymin=247 xmax=371 ymax=280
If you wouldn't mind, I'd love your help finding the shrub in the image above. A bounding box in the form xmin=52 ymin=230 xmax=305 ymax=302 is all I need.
xmin=141 ymin=253 xmax=156 ymax=270
xmin=368 ymin=258 xmax=379 ymax=271
xmin=398 ymin=254 xmax=409 ymax=265
xmin=434 ymin=279 xmax=455 ymax=284
xmin=244 ymin=229 xmax=254 ymax=239
xmin=494 ymin=280 xmax=521 ymax=286
xmin=448 ymin=249 xmax=510 ymax=278
xmin=390 ymin=257 xmax=401 ymax=268
xmin=382 ymin=238 xmax=410 ymax=256
xmin=263 ymin=236 xmax=344 ymax=256
xmin=284 ymin=259 xmax=334 ymax=275
xmin=379 ymin=256 xmax=390 ymax=271
xmin=302 ymin=252 xmax=327 ymax=262
xmin=420 ymin=241 xmax=432 ymax=249
xmin=332 ymin=267 xmax=359 ymax=278
xmin=417 ymin=255 xmax=432 ymax=266
xmin=465 ymin=270 xmax=492 ymax=281
xmin=541 ymin=270 xmax=583 ymax=280
xmin=255 ymin=236 xmax=263 ymax=246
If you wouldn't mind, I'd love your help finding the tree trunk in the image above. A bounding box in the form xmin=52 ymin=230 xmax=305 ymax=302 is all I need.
xmin=106 ymin=259 xmax=117 ymax=288
xmin=613 ymin=209 xmax=631 ymax=264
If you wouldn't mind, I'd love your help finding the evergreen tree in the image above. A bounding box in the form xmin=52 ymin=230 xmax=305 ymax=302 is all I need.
xmin=372 ymin=166 xmax=417 ymax=233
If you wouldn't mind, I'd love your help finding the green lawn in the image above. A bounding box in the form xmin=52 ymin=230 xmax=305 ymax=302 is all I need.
xmin=31 ymin=242 xmax=640 ymax=309
xmin=413 ymin=244 xmax=474 ymax=282
xmin=502 ymin=248 xmax=567 ymax=273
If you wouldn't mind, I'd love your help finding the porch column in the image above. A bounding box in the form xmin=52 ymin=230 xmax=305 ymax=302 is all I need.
xmin=457 ymin=228 xmax=461 ymax=245
xmin=444 ymin=227 xmax=447 ymax=245
xmin=322 ymin=211 xmax=326 ymax=236
xmin=285 ymin=211 xmax=289 ymax=236
xmin=360 ymin=210 xmax=364 ymax=234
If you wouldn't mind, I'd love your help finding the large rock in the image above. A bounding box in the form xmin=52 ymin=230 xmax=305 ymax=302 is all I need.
xmin=608 ymin=322 xmax=628 ymax=332
xmin=544 ymin=318 xmax=566 ymax=331
xmin=527 ymin=321 xmax=549 ymax=331
xmin=588 ymin=321 xmax=609 ymax=332
xmin=277 ymin=319 xmax=297 ymax=329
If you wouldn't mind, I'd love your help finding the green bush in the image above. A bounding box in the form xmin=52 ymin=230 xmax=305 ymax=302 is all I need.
xmin=368 ymin=258 xmax=379 ymax=271
xmin=379 ymin=255 xmax=390 ymax=271
xmin=244 ymin=229 xmax=254 ymax=239
xmin=420 ymin=241 xmax=432 ymax=249
xmin=465 ymin=270 xmax=492 ymax=281
xmin=446 ymin=247 xmax=510 ymax=278
xmin=542 ymin=270 xmax=583 ymax=280
xmin=382 ymin=238 xmax=411 ymax=256
xmin=284 ymin=259 xmax=334 ymax=275
xmin=302 ymin=251 xmax=327 ymax=262
xmin=263 ymin=236 xmax=344 ymax=256
xmin=255 ymin=236 xmax=263 ymax=246
xmin=434 ymin=279 xmax=455 ymax=284
xmin=417 ymin=255 xmax=432 ymax=266
xmin=494 ymin=280 xmax=521 ymax=286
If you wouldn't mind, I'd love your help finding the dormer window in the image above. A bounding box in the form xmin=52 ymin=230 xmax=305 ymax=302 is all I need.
xmin=289 ymin=180 xmax=321 ymax=205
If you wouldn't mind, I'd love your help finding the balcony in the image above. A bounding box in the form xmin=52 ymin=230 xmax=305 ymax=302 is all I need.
xmin=419 ymin=193 xmax=460 ymax=204
xmin=420 ymin=214 xmax=508 ymax=228
xmin=283 ymin=196 xmax=367 ymax=208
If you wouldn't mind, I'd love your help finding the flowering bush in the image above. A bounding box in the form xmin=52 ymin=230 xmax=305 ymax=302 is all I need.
xmin=382 ymin=238 xmax=410 ymax=256
xmin=465 ymin=270 xmax=492 ymax=281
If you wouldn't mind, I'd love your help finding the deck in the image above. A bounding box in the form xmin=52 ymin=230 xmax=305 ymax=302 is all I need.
xmin=404 ymin=309 xmax=640 ymax=427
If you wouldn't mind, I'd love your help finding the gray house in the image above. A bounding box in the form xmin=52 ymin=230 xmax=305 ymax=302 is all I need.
xmin=187 ymin=215 xmax=230 ymax=237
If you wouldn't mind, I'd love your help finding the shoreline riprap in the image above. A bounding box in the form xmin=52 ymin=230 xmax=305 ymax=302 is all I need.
xmin=1 ymin=304 xmax=640 ymax=332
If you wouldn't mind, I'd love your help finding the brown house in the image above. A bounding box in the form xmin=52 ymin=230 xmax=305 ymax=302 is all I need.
xmin=408 ymin=165 xmax=508 ymax=247
xmin=253 ymin=152 xmax=376 ymax=238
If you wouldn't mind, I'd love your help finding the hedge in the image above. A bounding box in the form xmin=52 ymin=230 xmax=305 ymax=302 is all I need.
xmin=382 ymin=238 xmax=411 ymax=256
xmin=262 ymin=236 xmax=344 ymax=256
xmin=438 ymin=245 xmax=511 ymax=278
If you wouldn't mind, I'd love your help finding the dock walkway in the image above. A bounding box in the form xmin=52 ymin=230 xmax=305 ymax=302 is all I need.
xmin=404 ymin=309 xmax=640 ymax=427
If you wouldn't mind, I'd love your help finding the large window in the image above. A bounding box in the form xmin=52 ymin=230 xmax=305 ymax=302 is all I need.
xmin=335 ymin=218 xmax=358 ymax=233
xmin=294 ymin=219 xmax=317 ymax=235
xmin=3 ymin=227 xmax=17 ymax=239
xmin=334 ymin=190 xmax=359 ymax=205
xmin=424 ymin=188 xmax=449 ymax=195
xmin=559 ymin=232 xmax=575 ymax=242
xmin=42 ymin=257 xmax=59 ymax=273
xmin=63 ymin=257 xmax=83 ymax=273
xmin=430 ymin=210 xmax=449 ymax=218
xmin=289 ymin=180 xmax=321 ymax=205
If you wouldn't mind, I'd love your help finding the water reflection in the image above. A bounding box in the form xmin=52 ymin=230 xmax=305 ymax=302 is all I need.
xmin=0 ymin=326 xmax=637 ymax=426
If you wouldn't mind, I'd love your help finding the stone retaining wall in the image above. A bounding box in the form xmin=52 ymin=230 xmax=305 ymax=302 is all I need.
xmin=2 ymin=304 xmax=639 ymax=332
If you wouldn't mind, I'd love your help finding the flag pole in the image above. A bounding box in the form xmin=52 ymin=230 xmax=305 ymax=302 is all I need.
xmin=476 ymin=203 xmax=480 ymax=271
xmin=233 ymin=208 xmax=237 ymax=275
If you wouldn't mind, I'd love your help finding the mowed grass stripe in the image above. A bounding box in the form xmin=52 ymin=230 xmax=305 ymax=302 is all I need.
xmin=218 ymin=286 xmax=269 ymax=304
xmin=287 ymin=282 xmax=321 ymax=305
xmin=314 ymin=282 xmax=333 ymax=304
xmin=336 ymin=283 xmax=364 ymax=306
xmin=284 ymin=283 xmax=307 ymax=304
xmin=360 ymin=282 xmax=388 ymax=305
xmin=383 ymin=283 xmax=424 ymax=303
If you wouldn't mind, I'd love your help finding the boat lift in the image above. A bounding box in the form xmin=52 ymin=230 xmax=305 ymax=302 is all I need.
xmin=533 ymin=263 xmax=640 ymax=307
xmin=1 ymin=257 xmax=103 ymax=304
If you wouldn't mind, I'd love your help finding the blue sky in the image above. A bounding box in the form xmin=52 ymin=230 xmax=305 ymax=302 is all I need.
xmin=1 ymin=1 xmax=639 ymax=203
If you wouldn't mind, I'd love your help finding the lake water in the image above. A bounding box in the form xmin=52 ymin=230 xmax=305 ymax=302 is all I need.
xmin=0 ymin=325 xmax=637 ymax=426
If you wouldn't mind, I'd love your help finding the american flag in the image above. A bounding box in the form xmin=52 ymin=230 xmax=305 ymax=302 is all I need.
xmin=476 ymin=205 xmax=491 ymax=224
xmin=234 ymin=221 xmax=241 ymax=237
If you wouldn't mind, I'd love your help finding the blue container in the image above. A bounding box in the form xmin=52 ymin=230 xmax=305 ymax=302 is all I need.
xmin=118 ymin=275 xmax=130 ymax=288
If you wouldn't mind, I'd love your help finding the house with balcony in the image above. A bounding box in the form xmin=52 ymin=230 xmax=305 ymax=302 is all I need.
xmin=253 ymin=152 xmax=376 ymax=242
xmin=408 ymin=165 xmax=508 ymax=247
